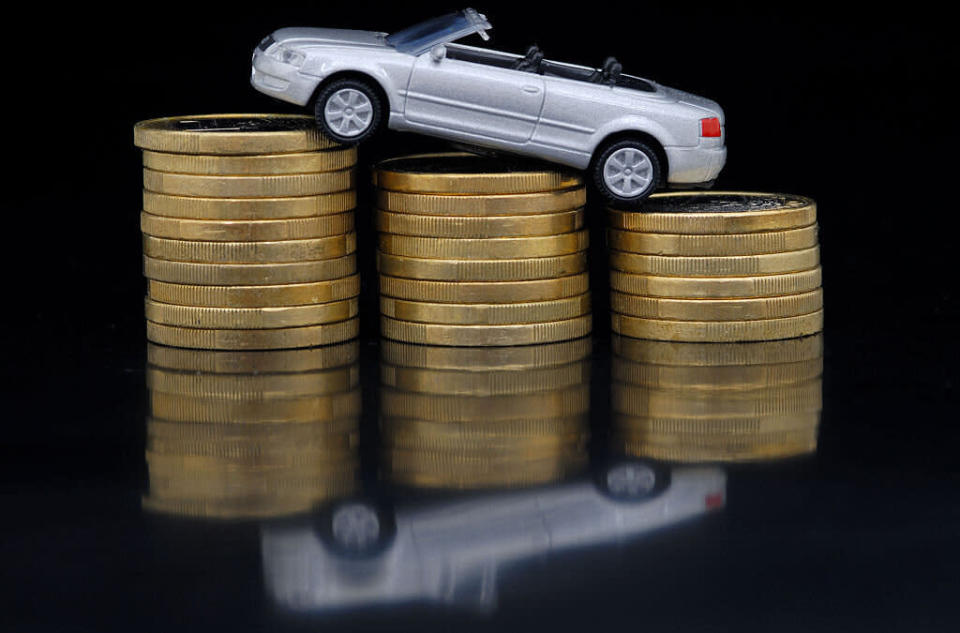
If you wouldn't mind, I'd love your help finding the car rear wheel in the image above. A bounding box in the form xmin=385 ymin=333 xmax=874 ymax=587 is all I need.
xmin=593 ymin=139 xmax=662 ymax=206
xmin=314 ymin=78 xmax=383 ymax=144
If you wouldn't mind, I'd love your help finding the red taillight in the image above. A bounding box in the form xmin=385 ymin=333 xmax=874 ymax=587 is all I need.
xmin=700 ymin=117 xmax=722 ymax=138
xmin=705 ymin=491 xmax=725 ymax=509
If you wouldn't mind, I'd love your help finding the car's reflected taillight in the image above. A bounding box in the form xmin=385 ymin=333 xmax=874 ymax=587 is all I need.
xmin=700 ymin=117 xmax=722 ymax=138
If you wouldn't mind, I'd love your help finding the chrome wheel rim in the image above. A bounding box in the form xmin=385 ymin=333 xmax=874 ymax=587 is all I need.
xmin=603 ymin=147 xmax=654 ymax=198
xmin=606 ymin=463 xmax=656 ymax=497
xmin=331 ymin=503 xmax=381 ymax=550
xmin=324 ymin=88 xmax=374 ymax=137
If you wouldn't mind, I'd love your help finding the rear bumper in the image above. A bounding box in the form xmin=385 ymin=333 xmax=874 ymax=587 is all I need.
xmin=664 ymin=145 xmax=727 ymax=185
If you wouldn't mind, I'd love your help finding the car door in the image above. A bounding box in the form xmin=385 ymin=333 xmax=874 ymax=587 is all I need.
xmin=403 ymin=52 xmax=545 ymax=144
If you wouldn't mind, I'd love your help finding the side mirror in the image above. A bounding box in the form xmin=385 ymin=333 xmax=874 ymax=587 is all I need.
xmin=430 ymin=45 xmax=446 ymax=63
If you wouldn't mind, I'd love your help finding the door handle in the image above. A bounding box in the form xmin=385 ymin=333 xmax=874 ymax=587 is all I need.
xmin=522 ymin=85 xmax=541 ymax=94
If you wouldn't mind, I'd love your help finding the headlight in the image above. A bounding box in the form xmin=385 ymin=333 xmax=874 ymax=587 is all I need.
xmin=267 ymin=44 xmax=306 ymax=67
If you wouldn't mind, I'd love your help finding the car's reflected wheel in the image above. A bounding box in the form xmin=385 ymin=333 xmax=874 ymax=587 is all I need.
xmin=314 ymin=78 xmax=383 ymax=144
xmin=594 ymin=139 xmax=662 ymax=206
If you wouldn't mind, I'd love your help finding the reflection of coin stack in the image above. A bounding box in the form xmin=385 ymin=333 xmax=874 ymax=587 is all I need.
xmin=142 ymin=343 xmax=361 ymax=519
xmin=379 ymin=339 xmax=592 ymax=489
xmin=133 ymin=114 xmax=360 ymax=350
xmin=611 ymin=335 xmax=823 ymax=462
xmin=373 ymin=153 xmax=592 ymax=346
xmin=609 ymin=192 xmax=823 ymax=342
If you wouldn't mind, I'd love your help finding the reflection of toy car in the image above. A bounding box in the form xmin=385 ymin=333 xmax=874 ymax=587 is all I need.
xmin=251 ymin=8 xmax=726 ymax=203
xmin=260 ymin=461 xmax=725 ymax=613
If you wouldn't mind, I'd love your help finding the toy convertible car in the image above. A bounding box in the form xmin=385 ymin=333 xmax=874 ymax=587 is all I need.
xmin=251 ymin=8 xmax=726 ymax=203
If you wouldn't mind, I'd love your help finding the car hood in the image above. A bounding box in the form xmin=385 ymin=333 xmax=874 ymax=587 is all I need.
xmin=656 ymin=85 xmax=725 ymax=123
xmin=272 ymin=27 xmax=387 ymax=48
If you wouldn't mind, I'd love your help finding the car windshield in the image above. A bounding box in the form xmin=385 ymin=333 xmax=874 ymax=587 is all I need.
xmin=386 ymin=8 xmax=490 ymax=55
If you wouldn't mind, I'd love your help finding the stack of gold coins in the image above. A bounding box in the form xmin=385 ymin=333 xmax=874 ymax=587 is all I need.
xmin=609 ymin=192 xmax=823 ymax=342
xmin=611 ymin=335 xmax=823 ymax=462
xmin=380 ymin=339 xmax=591 ymax=489
xmin=142 ymin=343 xmax=361 ymax=519
xmin=373 ymin=153 xmax=592 ymax=346
xmin=133 ymin=114 xmax=360 ymax=350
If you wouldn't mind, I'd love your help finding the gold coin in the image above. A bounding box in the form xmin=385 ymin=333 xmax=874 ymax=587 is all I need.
xmin=384 ymin=452 xmax=585 ymax=490
xmin=144 ymin=297 xmax=359 ymax=329
xmin=607 ymin=225 xmax=818 ymax=256
xmin=143 ymin=190 xmax=356 ymax=219
xmin=146 ymin=318 xmax=359 ymax=350
xmin=378 ymin=230 xmax=588 ymax=260
xmin=377 ymin=187 xmax=586 ymax=216
xmin=610 ymin=247 xmax=820 ymax=276
xmin=609 ymin=192 xmax=817 ymax=234
xmin=147 ymin=341 xmax=359 ymax=373
xmin=610 ymin=289 xmax=823 ymax=321
xmin=385 ymin=430 xmax=586 ymax=454
xmin=373 ymin=152 xmax=582 ymax=194
xmin=383 ymin=416 xmax=587 ymax=440
xmin=147 ymin=366 xmax=358 ymax=398
xmin=611 ymin=311 xmax=824 ymax=342
xmin=379 ymin=273 xmax=589 ymax=303
xmin=150 ymin=389 xmax=362 ymax=423
xmin=141 ymin=485 xmax=357 ymax=519
xmin=610 ymin=268 xmax=822 ymax=298
xmin=613 ymin=381 xmax=822 ymax=418
xmin=143 ymin=168 xmax=354 ymax=198
xmin=133 ymin=114 xmax=338 ymax=154
xmin=375 ymin=208 xmax=585 ymax=238
xmin=616 ymin=427 xmax=817 ymax=463
xmin=380 ymin=294 xmax=591 ymax=325
xmin=381 ymin=361 xmax=590 ymax=395
xmin=381 ymin=315 xmax=592 ymax=346
xmin=147 ymin=419 xmax=358 ymax=458
xmin=376 ymin=252 xmax=587 ymax=281
xmin=380 ymin=338 xmax=592 ymax=370
xmin=142 ymin=233 xmax=356 ymax=263
xmin=142 ymin=147 xmax=356 ymax=174
xmin=380 ymin=385 xmax=590 ymax=421
xmin=612 ymin=334 xmax=824 ymax=367
xmin=144 ymin=255 xmax=356 ymax=286
xmin=612 ymin=357 xmax=823 ymax=390
xmin=140 ymin=212 xmax=354 ymax=241
xmin=614 ymin=413 xmax=820 ymax=435
xmin=148 ymin=274 xmax=360 ymax=308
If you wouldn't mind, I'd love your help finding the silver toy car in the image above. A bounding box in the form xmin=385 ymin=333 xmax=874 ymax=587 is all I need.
xmin=251 ymin=8 xmax=726 ymax=203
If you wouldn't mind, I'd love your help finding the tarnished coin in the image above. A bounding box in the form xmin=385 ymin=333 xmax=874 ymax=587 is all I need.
xmin=378 ymin=231 xmax=588 ymax=260
xmin=148 ymin=275 xmax=360 ymax=308
xmin=378 ymin=187 xmax=586 ymax=216
xmin=146 ymin=318 xmax=359 ymax=350
xmin=373 ymin=153 xmax=582 ymax=194
xmin=379 ymin=273 xmax=589 ymax=303
xmin=610 ymin=289 xmax=823 ymax=321
xmin=612 ymin=334 xmax=824 ymax=367
xmin=147 ymin=341 xmax=359 ymax=373
xmin=381 ymin=315 xmax=592 ymax=346
xmin=143 ymin=233 xmax=356 ymax=263
xmin=144 ymin=297 xmax=359 ymax=329
xmin=380 ymin=338 xmax=592 ymax=370
xmin=380 ymin=294 xmax=591 ymax=325
xmin=141 ymin=212 xmax=354 ymax=241
xmin=143 ymin=190 xmax=356 ymax=219
xmin=611 ymin=311 xmax=824 ymax=342
xmin=133 ymin=114 xmax=339 ymax=154
xmin=142 ymin=147 xmax=356 ymax=174
xmin=607 ymin=225 xmax=818 ymax=256
xmin=610 ymin=247 xmax=820 ymax=276
xmin=144 ymin=254 xmax=356 ymax=285
xmin=609 ymin=192 xmax=817 ymax=234
xmin=610 ymin=268 xmax=822 ymax=298
xmin=376 ymin=252 xmax=587 ymax=281
xmin=143 ymin=168 xmax=354 ymax=197
xmin=375 ymin=208 xmax=585 ymax=237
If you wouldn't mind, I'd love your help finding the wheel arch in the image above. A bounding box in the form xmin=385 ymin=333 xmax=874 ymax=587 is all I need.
xmin=309 ymin=70 xmax=392 ymax=116
xmin=590 ymin=130 xmax=669 ymax=186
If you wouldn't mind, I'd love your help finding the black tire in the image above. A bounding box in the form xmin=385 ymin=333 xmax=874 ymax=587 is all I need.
xmin=313 ymin=78 xmax=384 ymax=145
xmin=315 ymin=497 xmax=396 ymax=558
xmin=592 ymin=138 xmax=662 ymax=207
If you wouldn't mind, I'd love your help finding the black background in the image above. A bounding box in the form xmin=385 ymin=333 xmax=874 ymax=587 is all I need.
xmin=2 ymin=3 xmax=958 ymax=632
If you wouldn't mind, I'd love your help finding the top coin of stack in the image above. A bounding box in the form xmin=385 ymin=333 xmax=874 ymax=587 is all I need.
xmin=609 ymin=192 xmax=824 ymax=342
xmin=134 ymin=114 xmax=360 ymax=350
xmin=374 ymin=153 xmax=592 ymax=346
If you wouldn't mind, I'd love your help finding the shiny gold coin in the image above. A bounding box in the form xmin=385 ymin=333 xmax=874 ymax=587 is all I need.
xmin=143 ymin=233 xmax=356 ymax=264
xmin=610 ymin=268 xmax=822 ymax=298
xmin=143 ymin=190 xmax=356 ymax=219
xmin=380 ymin=294 xmax=591 ymax=325
xmin=140 ymin=212 xmax=354 ymax=241
xmin=611 ymin=310 xmax=824 ymax=342
xmin=147 ymin=366 xmax=358 ymax=398
xmin=133 ymin=114 xmax=338 ymax=154
xmin=379 ymin=231 xmax=588 ymax=260
xmin=610 ymin=192 xmax=817 ymax=234
xmin=376 ymin=252 xmax=587 ymax=281
xmin=610 ymin=290 xmax=823 ymax=321
xmin=612 ymin=357 xmax=823 ymax=390
xmin=612 ymin=334 xmax=824 ymax=367
xmin=377 ymin=187 xmax=586 ymax=216
xmin=144 ymin=255 xmax=356 ymax=286
xmin=150 ymin=390 xmax=361 ymax=424
xmin=607 ymin=225 xmax=818 ymax=256
xmin=381 ymin=361 xmax=590 ymax=395
xmin=378 ymin=273 xmax=589 ymax=303
xmin=144 ymin=297 xmax=359 ymax=329
xmin=380 ymin=385 xmax=589 ymax=422
xmin=614 ymin=413 xmax=820 ymax=436
xmin=146 ymin=318 xmax=359 ymax=350
xmin=146 ymin=341 xmax=359 ymax=373
xmin=610 ymin=247 xmax=820 ymax=277
xmin=381 ymin=315 xmax=592 ymax=346
xmin=142 ymin=147 xmax=356 ymax=174
xmin=380 ymin=338 xmax=591 ymax=370
xmin=373 ymin=152 xmax=582 ymax=194
xmin=613 ymin=381 xmax=822 ymax=418
xmin=148 ymin=274 xmax=360 ymax=308
xmin=375 ymin=208 xmax=585 ymax=237
xmin=143 ymin=168 xmax=354 ymax=198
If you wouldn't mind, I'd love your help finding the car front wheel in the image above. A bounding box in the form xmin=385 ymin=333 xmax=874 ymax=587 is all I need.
xmin=314 ymin=78 xmax=383 ymax=144
xmin=593 ymin=139 xmax=662 ymax=206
